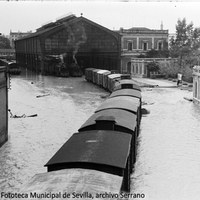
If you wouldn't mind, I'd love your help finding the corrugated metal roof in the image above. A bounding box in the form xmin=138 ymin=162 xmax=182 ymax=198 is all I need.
xmin=79 ymin=108 xmax=137 ymax=133
xmin=45 ymin=130 xmax=131 ymax=169
xmin=109 ymin=89 xmax=141 ymax=99
xmin=95 ymin=96 xmax=140 ymax=114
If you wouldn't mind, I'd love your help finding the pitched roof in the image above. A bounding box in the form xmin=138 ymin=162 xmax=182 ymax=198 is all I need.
xmin=127 ymin=27 xmax=151 ymax=31
xmin=118 ymin=27 xmax=168 ymax=34
xmin=16 ymin=15 xmax=119 ymax=41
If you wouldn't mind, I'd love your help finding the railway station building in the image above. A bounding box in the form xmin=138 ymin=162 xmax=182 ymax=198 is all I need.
xmin=118 ymin=26 xmax=169 ymax=77
xmin=15 ymin=14 xmax=121 ymax=75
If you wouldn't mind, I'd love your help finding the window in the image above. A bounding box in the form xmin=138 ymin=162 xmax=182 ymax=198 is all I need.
xmin=127 ymin=62 xmax=131 ymax=73
xmin=128 ymin=42 xmax=133 ymax=51
xmin=143 ymin=42 xmax=147 ymax=51
xmin=132 ymin=64 xmax=135 ymax=73
xmin=158 ymin=42 xmax=162 ymax=50
xmin=136 ymin=63 xmax=138 ymax=74
xmin=139 ymin=63 xmax=142 ymax=74
xmin=144 ymin=65 xmax=147 ymax=75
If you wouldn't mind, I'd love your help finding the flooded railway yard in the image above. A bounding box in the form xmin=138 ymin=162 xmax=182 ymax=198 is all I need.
xmin=0 ymin=72 xmax=108 ymax=194
xmin=1 ymin=72 xmax=200 ymax=200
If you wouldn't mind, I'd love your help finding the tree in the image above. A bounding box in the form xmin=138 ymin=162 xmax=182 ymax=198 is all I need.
xmin=145 ymin=48 xmax=169 ymax=58
xmin=0 ymin=36 xmax=11 ymax=49
xmin=169 ymin=18 xmax=200 ymax=81
xmin=147 ymin=61 xmax=160 ymax=72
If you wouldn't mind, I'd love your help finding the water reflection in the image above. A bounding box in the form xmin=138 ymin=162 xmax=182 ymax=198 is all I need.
xmin=0 ymin=70 xmax=107 ymax=193
xmin=1 ymin=70 xmax=200 ymax=200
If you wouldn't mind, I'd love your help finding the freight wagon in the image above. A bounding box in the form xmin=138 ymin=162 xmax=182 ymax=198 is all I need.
xmin=18 ymin=68 xmax=142 ymax=198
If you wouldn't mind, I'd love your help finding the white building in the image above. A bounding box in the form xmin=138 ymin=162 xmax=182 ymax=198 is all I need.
xmin=117 ymin=26 xmax=169 ymax=76
xmin=193 ymin=65 xmax=200 ymax=104
xmin=123 ymin=57 xmax=174 ymax=78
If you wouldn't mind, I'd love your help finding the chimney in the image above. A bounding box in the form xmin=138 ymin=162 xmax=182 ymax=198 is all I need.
xmin=161 ymin=21 xmax=163 ymax=30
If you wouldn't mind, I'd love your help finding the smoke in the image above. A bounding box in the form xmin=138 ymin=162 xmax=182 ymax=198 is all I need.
xmin=65 ymin=22 xmax=87 ymax=65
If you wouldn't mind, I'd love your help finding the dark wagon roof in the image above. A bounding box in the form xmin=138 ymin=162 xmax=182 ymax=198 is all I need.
xmin=45 ymin=130 xmax=131 ymax=169
xmin=78 ymin=109 xmax=137 ymax=133
xmin=109 ymin=89 xmax=141 ymax=99
xmin=114 ymin=80 xmax=141 ymax=91
xmin=95 ymin=96 xmax=140 ymax=114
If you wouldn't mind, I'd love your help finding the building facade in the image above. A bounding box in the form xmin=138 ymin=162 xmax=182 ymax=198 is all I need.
xmin=125 ymin=58 xmax=172 ymax=78
xmin=119 ymin=27 xmax=168 ymax=77
xmin=193 ymin=65 xmax=200 ymax=104
xmin=15 ymin=14 xmax=121 ymax=75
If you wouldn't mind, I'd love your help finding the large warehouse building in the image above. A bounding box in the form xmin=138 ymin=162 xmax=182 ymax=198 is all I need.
xmin=15 ymin=14 xmax=121 ymax=75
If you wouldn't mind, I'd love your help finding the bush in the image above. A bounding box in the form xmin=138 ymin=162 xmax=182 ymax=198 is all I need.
xmin=183 ymin=65 xmax=193 ymax=83
xmin=159 ymin=60 xmax=179 ymax=78
xmin=159 ymin=60 xmax=193 ymax=83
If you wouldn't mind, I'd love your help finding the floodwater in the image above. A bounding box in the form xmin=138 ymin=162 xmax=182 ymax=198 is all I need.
xmin=0 ymin=70 xmax=108 ymax=193
xmin=1 ymin=71 xmax=200 ymax=200
xmin=131 ymin=84 xmax=200 ymax=200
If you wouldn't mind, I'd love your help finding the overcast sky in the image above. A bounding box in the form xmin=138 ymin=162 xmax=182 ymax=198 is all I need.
xmin=1 ymin=1 xmax=200 ymax=35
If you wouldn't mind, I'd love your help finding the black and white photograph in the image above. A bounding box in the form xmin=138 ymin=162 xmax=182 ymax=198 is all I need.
xmin=0 ymin=0 xmax=200 ymax=199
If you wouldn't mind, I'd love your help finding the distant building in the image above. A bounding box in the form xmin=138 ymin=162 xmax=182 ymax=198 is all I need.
xmin=129 ymin=57 xmax=174 ymax=78
xmin=15 ymin=14 xmax=121 ymax=75
xmin=117 ymin=25 xmax=169 ymax=77
xmin=193 ymin=65 xmax=200 ymax=104
xmin=0 ymin=49 xmax=15 ymax=59
xmin=9 ymin=30 xmax=32 ymax=48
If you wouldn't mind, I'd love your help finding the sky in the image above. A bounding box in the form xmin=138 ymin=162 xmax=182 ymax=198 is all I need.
xmin=1 ymin=1 xmax=200 ymax=35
